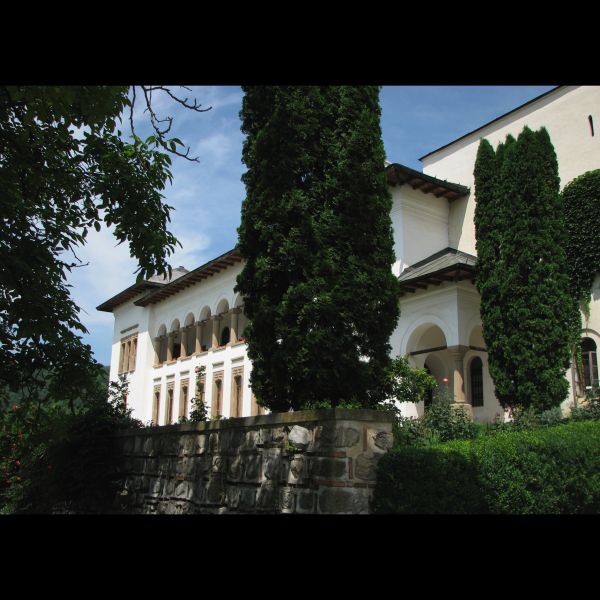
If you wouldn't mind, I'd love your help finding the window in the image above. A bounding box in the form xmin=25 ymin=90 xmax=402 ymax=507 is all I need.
xmin=231 ymin=367 xmax=243 ymax=417
xmin=165 ymin=385 xmax=174 ymax=424
xmin=212 ymin=374 xmax=223 ymax=418
xmin=179 ymin=380 xmax=189 ymax=420
xmin=197 ymin=371 xmax=206 ymax=406
xmin=582 ymin=337 xmax=598 ymax=390
xmin=470 ymin=357 xmax=484 ymax=407
xmin=118 ymin=334 xmax=138 ymax=374
xmin=152 ymin=386 xmax=161 ymax=425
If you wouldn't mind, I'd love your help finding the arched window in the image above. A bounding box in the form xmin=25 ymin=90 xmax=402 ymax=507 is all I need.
xmin=470 ymin=357 xmax=484 ymax=407
xmin=582 ymin=337 xmax=598 ymax=390
xmin=220 ymin=326 xmax=230 ymax=347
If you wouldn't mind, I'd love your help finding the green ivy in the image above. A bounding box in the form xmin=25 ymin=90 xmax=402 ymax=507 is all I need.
xmin=562 ymin=169 xmax=600 ymax=303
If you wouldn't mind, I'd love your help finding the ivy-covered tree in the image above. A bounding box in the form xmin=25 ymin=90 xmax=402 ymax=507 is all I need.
xmin=0 ymin=86 xmax=208 ymax=414
xmin=474 ymin=126 xmax=580 ymax=412
xmin=562 ymin=169 xmax=600 ymax=304
xmin=236 ymin=86 xmax=400 ymax=412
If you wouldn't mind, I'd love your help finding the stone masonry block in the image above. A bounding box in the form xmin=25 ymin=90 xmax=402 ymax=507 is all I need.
xmin=318 ymin=488 xmax=370 ymax=514
xmin=296 ymin=490 xmax=316 ymax=514
xmin=309 ymin=457 xmax=347 ymax=479
xmin=288 ymin=425 xmax=311 ymax=450
xmin=243 ymin=454 xmax=262 ymax=482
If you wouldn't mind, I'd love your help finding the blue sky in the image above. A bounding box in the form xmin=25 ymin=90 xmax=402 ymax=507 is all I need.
xmin=70 ymin=85 xmax=555 ymax=365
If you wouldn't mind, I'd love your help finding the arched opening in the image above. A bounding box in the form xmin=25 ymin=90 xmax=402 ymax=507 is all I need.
xmin=215 ymin=298 xmax=230 ymax=315
xmin=470 ymin=356 xmax=484 ymax=407
xmin=220 ymin=326 xmax=230 ymax=346
xmin=407 ymin=323 xmax=449 ymax=414
xmin=415 ymin=325 xmax=447 ymax=352
xmin=582 ymin=337 xmax=598 ymax=391
xmin=156 ymin=324 xmax=167 ymax=364
xmin=198 ymin=306 xmax=211 ymax=352
xmin=183 ymin=312 xmax=196 ymax=356
xmin=234 ymin=294 xmax=247 ymax=341
xmin=423 ymin=353 xmax=446 ymax=405
xmin=424 ymin=365 xmax=434 ymax=408
xmin=170 ymin=319 xmax=181 ymax=361
xmin=469 ymin=325 xmax=486 ymax=350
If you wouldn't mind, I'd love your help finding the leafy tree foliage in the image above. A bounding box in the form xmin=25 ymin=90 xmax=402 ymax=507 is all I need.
xmin=562 ymin=169 xmax=600 ymax=303
xmin=0 ymin=86 xmax=206 ymax=413
xmin=473 ymin=127 xmax=580 ymax=412
xmin=236 ymin=86 xmax=400 ymax=411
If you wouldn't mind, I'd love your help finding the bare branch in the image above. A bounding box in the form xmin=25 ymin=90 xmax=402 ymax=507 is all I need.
xmin=129 ymin=86 xmax=136 ymax=138
xmin=126 ymin=85 xmax=210 ymax=162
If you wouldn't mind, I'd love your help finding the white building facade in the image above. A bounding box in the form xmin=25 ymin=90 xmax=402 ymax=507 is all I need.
xmin=98 ymin=85 xmax=600 ymax=424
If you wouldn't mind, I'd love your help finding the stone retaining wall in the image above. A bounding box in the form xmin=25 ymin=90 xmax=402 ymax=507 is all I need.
xmin=114 ymin=409 xmax=394 ymax=514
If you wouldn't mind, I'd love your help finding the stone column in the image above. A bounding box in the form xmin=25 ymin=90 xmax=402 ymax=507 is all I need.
xmin=180 ymin=327 xmax=188 ymax=359
xmin=211 ymin=315 xmax=222 ymax=349
xmin=449 ymin=346 xmax=472 ymax=416
xmin=154 ymin=337 xmax=161 ymax=366
xmin=167 ymin=333 xmax=174 ymax=362
xmin=195 ymin=320 xmax=204 ymax=354
xmin=229 ymin=307 xmax=242 ymax=344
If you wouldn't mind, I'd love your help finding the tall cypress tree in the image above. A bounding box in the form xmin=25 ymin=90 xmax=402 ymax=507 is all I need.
xmin=236 ymin=86 xmax=399 ymax=412
xmin=474 ymin=127 xmax=580 ymax=411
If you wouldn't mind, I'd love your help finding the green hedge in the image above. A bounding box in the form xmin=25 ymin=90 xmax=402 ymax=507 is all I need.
xmin=372 ymin=420 xmax=600 ymax=514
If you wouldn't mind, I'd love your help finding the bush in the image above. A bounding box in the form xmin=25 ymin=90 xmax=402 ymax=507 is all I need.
xmin=392 ymin=394 xmax=479 ymax=449
xmin=372 ymin=444 xmax=488 ymax=514
xmin=421 ymin=395 xmax=479 ymax=442
xmin=373 ymin=420 xmax=600 ymax=514
xmin=571 ymin=398 xmax=600 ymax=421
xmin=1 ymin=376 xmax=141 ymax=514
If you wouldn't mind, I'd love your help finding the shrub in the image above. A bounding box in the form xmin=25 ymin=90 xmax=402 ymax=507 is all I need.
xmin=571 ymin=397 xmax=600 ymax=421
xmin=372 ymin=443 xmax=488 ymax=514
xmin=510 ymin=405 xmax=567 ymax=431
xmin=392 ymin=394 xmax=479 ymax=449
xmin=1 ymin=375 xmax=141 ymax=514
xmin=373 ymin=420 xmax=600 ymax=514
xmin=421 ymin=394 xmax=479 ymax=443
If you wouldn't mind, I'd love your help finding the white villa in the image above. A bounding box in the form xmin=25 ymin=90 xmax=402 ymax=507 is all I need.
xmin=98 ymin=85 xmax=600 ymax=425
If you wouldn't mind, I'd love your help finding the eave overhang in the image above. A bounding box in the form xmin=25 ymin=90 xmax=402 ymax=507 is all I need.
xmin=96 ymin=281 xmax=165 ymax=313
xmin=133 ymin=247 xmax=243 ymax=308
xmin=398 ymin=247 xmax=477 ymax=297
xmin=385 ymin=163 xmax=470 ymax=202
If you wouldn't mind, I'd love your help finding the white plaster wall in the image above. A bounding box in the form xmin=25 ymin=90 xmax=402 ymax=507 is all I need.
xmin=111 ymin=300 xmax=152 ymax=422
xmin=109 ymin=262 xmax=257 ymax=424
xmin=390 ymin=185 xmax=448 ymax=275
xmin=391 ymin=282 xmax=503 ymax=421
xmin=422 ymin=86 xmax=600 ymax=256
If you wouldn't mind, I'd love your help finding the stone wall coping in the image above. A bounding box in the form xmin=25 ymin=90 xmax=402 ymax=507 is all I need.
xmin=116 ymin=408 xmax=395 ymax=437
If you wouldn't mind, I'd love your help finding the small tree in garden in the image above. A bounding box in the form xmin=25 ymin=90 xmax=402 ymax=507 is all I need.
xmin=381 ymin=355 xmax=437 ymax=413
xmin=189 ymin=366 xmax=208 ymax=422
